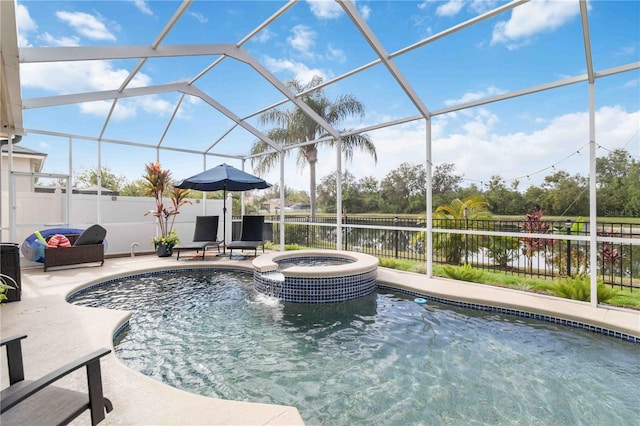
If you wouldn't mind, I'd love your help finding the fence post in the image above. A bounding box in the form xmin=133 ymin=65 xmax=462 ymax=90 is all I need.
xmin=394 ymin=216 xmax=399 ymax=259
xmin=464 ymin=208 xmax=469 ymax=264
xmin=565 ymin=220 xmax=572 ymax=277
xmin=343 ymin=214 xmax=347 ymax=250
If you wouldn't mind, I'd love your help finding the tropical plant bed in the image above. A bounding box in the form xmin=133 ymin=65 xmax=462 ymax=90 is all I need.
xmin=376 ymin=257 xmax=640 ymax=311
xmin=435 ymin=264 xmax=640 ymax=310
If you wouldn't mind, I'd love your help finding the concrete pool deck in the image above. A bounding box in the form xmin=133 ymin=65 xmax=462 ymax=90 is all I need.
xmin=1 ymin=254 xmax=639 ymax=425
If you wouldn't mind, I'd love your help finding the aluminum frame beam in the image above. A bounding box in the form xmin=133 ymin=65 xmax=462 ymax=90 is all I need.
xmin=0 ymin=0 xmax=23 ymax=136
xmin=19 ymin=44 xmax=239 ymax=63
xmin=20 ymin=42 xmax=341 ymax=144
xmin=339 ymin=0 xmax=431 ymax=119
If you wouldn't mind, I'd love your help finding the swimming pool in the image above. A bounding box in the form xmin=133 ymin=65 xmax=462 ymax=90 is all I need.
xmin=69 ymin=269 xmax=640 ymax=425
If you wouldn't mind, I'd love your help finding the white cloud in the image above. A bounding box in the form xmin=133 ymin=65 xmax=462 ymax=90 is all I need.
xmin=137 ymin=96 xmax=174 ymax=115
xmin=20 ymin=60 xmax=150 ymax=93
xmin=287 ymin=25 xmax=316 ymax=56
xmin=79 ymin=100 xmax=137 ymax=120
xmin=271 ymin=105 xmax=639 ymax=192
xmin=255 ymin=28 xmax=275 ymax=43
xmin=326 ymin=44 xmax=346 ymax=63
xmin=307 ymin=0 xmax=343 ymax=19
xmin=130 ymin=0 xmax=153 ymax=16
xmin=461 ymin=108 xmax=499 ymax=138
xmin=77 ymin=96 xmax=174 ymax=121
xmin=16 ymin=5 xmax=174 ymax=122
xmin=16 ymin=4 xmax=37 ymax=47
xmin=432 ymin=106 xmax=638 ymax=188
xmin=436 ymin=1 xmax=465 ymax=17
xmin=491 ymin=0 xmax=579 ymax=49
xmin=444 ymin=86 xmax=506 ymax=107
xmin=262 ymin=56 xmax=327 ymax=83
xmin=359 ymin=5 xmax=371 ymax=20
xmin=38 ymin=32 xmax=80 ymax=47
xmin=469 ymin=0 xmax=498 ymax=14
xmin=189 ymin=12 xmax=208 ymax=24
xmin=56 ymin=11 xmax=116 ymax=41
xmin=615 ymin=46 xmax=635 ymax=57
xmin=623 ymin=79 xmax=638 ymax=89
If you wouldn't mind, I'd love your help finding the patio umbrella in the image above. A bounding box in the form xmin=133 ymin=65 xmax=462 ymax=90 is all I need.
xmin=175 ymin=163 xmax=272 ymax=254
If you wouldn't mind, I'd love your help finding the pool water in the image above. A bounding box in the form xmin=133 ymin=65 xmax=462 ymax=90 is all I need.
xmin=70 ymin=270 xmax=640 ymax=425
xmin=276 ymin=257 xmax=352 ymax=269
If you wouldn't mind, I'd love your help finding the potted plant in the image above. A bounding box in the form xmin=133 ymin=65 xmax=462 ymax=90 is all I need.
xmin=142 ymin=162 xmax=191 ymax=257
xmin=0 ymin=275 xmax=15 ymax=303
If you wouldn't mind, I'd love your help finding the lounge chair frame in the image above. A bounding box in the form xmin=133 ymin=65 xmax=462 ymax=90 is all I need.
xmin=227 ymin=215 xmax=266 ymax=257
xmin=174 ymin=216 xmax=223 ymax=260
xmin=1 ymin=335 xmax=113 ymax=425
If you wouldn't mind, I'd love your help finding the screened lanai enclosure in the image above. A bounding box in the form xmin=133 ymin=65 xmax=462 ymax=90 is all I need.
xmin=1 ymin=0 xmax=639 ymax=305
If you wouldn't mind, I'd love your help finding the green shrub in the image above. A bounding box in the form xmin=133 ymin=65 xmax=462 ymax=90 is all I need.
xmin=514 ymin=283 xmax=534 ymax=292
xmin=410 ymin=263 xmax=427 ymax=274
xmin=608 ymin=292 xmax=640 ymax=309
xmin=378 ymin=257 xmax=416 ymax=271
xmin=263 ymin=242 xmax=301 ymax=251
xmin=441 ymin=263 xmax=484 ymax=283
xmin=374 ymin=259 xmax=639 ymax=310
xmin=550 ymin=276 xmax=617 ymax=303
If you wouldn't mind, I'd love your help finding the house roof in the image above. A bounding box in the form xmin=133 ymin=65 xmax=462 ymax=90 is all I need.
xmin=1 ymin=144 xmax=46 ymax=156
xmin=1 ymin=143 xmax=47 ymax=173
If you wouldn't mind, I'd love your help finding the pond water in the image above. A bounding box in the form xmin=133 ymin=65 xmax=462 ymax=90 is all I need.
xmin=69 ymin=270 xmax=640 ymax=425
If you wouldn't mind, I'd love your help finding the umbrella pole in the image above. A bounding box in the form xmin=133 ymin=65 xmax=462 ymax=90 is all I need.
xmin=223 ymin=188 xmax=227 ymax=255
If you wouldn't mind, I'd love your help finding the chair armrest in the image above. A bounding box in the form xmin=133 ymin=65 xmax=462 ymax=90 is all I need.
xmin=1 ymin=348 xmax=111 ymax=414
xmin=0 ymin=335 xmax=27 ymax=385
xmin=0 ymin=335 xmax=28 ymax=347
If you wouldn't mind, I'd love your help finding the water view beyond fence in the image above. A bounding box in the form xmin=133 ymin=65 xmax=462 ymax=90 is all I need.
xmin=234 ymin=215 xmax=640 ymax=291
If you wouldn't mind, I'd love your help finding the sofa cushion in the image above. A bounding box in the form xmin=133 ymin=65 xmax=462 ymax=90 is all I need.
xmin=73 ymin=225 xmax=106 ymax=246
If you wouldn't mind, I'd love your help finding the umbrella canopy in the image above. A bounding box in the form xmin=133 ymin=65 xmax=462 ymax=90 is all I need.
xmin=175 ymin=163 xmax=272 ymax=254
xmin=175 ymin=163 xmax=272 ymax=192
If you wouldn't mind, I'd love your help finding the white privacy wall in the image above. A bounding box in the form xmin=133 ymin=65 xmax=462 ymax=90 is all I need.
xmin=4 ymin=191 xmax=228 ymax=264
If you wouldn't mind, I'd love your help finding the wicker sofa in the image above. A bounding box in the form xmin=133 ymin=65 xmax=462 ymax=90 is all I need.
xmin=44 ymin=225 xmax=106 ymax=271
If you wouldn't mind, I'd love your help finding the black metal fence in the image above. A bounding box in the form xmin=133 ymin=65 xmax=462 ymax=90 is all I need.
xmin=232 ymin=215 xmax=640 ymax=290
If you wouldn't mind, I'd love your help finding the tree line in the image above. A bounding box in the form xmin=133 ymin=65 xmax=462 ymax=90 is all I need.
xmin=74 ymin=148 xmax=637 ymax=219
xmin=312 ymin=148 xmax=639 ymax=217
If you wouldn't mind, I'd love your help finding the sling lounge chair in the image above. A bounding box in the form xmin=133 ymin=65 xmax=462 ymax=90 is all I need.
xmin=227 ymin=215 xmax=266 ymax=258
xmin=1 ymin=334 xmax=113 ymax=426
xmin=174 ymin=216 xmax=223 ymax=260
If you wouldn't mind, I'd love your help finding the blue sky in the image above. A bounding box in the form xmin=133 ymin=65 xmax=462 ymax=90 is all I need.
xmin=13 ymin=0 xmax=640 ymax=193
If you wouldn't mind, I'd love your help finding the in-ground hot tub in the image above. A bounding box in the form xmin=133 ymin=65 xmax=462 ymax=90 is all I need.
xmin=252 ymin=250 xmax=379 ymax=303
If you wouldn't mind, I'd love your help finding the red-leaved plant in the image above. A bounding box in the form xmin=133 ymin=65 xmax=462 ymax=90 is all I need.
xmin=520 ymin=206 xmax=551 ymax=272
xmin=142 ymin=162 xmax=191 ymax=246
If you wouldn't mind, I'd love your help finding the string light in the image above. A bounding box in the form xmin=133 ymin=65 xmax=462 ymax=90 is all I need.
xmin=458 ymin=135 xmax=638 ymax=186
xmin=462 ymin=138 xmax=638 ymax=186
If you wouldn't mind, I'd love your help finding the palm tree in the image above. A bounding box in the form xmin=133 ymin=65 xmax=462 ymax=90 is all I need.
xmin=251 ymin=75 xmax=376 ymax=219
xmin=433 ymin=196 xmax=492 ymax=264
